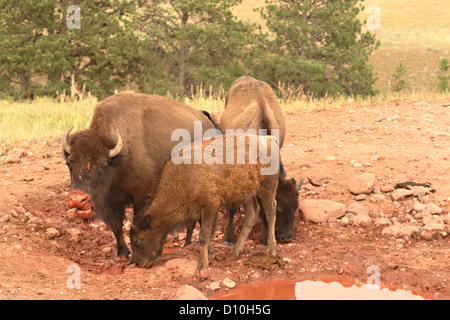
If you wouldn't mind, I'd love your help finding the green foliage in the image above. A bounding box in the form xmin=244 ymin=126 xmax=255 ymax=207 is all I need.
xmin=438 ymin=57 xmax=449 ymax=93
xmin=136 ymin=0 xmax=255 ymax=96
xmin=391 ymin=62 xmax=407 ymax=92
xmin=0 ymin=0 xmax=142 ymax=100
xmin=251 ymin=0 xmax=379 ymax=97
xmin=0 ymin=0 xmax=380 ymax=100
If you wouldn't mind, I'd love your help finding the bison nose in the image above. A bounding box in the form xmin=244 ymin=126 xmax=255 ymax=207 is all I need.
xmin=68 ymin=189 xmax=91 ymax=209
xmin=68 ymin=189 xmax=95 ymax=220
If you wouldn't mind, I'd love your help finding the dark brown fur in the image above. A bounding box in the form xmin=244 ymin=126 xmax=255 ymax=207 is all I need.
xmin=64 ymin=92 xmax=215 ymax=257
xmin=130 ymin=134 xmax=279 ymax=276
xmin=219 ymin=76 xmax=300 ymax=244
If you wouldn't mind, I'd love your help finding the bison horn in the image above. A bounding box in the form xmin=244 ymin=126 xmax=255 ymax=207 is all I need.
xmin=295 ymin=178 xmax=304 ymax=192
xmin=109 ymin=130 xmax=123 ymax=158
xmin=62 ymin=126 xmax=74 ymax=154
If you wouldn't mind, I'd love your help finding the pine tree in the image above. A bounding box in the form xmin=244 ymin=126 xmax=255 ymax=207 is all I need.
xmin=253 ymin=0 xmax=379 ymax=97
xmin=137 ymin=0 xmax=255 ymax=96
xmin=0 ymin=0 xmax=143 ymax=99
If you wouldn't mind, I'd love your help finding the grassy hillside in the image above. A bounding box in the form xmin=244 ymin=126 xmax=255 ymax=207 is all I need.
xmin=233 ymin=0 xmax=450 ymax=91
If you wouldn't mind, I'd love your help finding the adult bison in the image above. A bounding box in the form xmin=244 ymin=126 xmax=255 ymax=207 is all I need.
xmin=219 ymin=76 xmax=302 ymax=244
xmin=63 ymin=92 xmax=216 ymax=258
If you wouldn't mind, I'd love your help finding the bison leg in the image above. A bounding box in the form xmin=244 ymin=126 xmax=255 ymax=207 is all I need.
xmin=257 ymin=197 xmax=269 ymax=245
xmin=259 ymin=196 xmax=277 ymax=256
xmin=230 ymin=197 xmax=258 ymax=258
xmin=223 ymin=206 xmax=236 ymax=246
xmin=196 ymin=206 xmax=218 ymax=278
xmin=104 ymin=203 xmax=130 ymax=259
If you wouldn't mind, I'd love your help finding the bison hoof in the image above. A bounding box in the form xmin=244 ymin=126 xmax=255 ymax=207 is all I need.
xmin=195 ymin=268 xmax=209 ymax=279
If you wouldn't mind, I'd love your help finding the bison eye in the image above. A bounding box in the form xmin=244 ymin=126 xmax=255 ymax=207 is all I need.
xmin=100 ymin=161 xmax=108 ymax=169
xmin=65 ymin=161 xmax=71 ymax=168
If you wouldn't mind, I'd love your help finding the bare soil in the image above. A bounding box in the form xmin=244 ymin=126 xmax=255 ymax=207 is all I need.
xmin=0 ymin=98 xmax=449 ymax=300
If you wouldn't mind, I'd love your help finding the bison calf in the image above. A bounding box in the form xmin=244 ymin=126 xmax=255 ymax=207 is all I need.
xmin=130 ymin=133 xmax=280 ymax=276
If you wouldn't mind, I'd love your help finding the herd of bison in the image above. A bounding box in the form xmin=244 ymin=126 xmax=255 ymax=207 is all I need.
xmin=0 ymin=76 xmax=449 ymax=299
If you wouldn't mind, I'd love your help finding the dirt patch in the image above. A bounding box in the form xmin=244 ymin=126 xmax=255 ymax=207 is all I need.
xmin=0 ymin=98 xmax=449 ymax=299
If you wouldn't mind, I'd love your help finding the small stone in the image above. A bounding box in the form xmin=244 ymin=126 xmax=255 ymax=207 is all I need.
xmin=380 ymin=185 xmax=394 ymax=193
xmin=382 ymin=224 xmax=420 ymax=237
xmin=165 ymin=258 xmax=197 ymax=276
xmin=413 ymin=202 xmax=428 ymax=212
xmin=349 ymin=173 xmax=376 ymax=195
xmin=0 ymin=214 xmax=10 ymax=223
xmin=67 ymin=208 xmax=78 ymax=219
xmin=308 ymin=175 xmax=330 ymax=186
xmin=427 ymin=203 xmax=442 ymax=215
xmin=350 ymin=214 xmax=372 ymax=226
xmin=209 ymin=281 xmax=221 ymax=291
xmin=340 ymin=216 xmax=349 ymax=224
xmin=222 ymin=277 xmax=236 ymax=289
xmin=347 ymin=203 xmax=368 ymax=216
xmin=45 ymin=227 xmax=60 ymax=240
xmin=391 ymin=189 xmax=414 ymax=201
xmin=374 ymin=218 xmax=391 ymax=226
xmin=298 ymin=199 xmax=346 ymax=223
xmin=174 ymin=285 xmax=207 ymax=300
xmin=355 ymin=194 xmax=368 ymax=201
xmin=102 ymin=247 xmax=112 ymax=254
xmin=67 ymin=228 xmax=81 ymax=243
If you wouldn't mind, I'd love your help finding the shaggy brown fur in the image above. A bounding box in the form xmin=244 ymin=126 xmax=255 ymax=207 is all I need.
xmin=219 ymin=76 xmax=300 ymax=244
xmin=130 ymin=133 xmax=279 ymax=276
xmin=63 ymin=92 xmax=215 ymax=258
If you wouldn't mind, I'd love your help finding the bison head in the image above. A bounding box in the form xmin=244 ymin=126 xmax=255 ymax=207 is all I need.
xmin=129 ymin=213 xmax=166 ymax=268
xmin=63 ymin=126 xmax=127 ymax=221
xmin=274 ymin=177 xmax=303 ymax=243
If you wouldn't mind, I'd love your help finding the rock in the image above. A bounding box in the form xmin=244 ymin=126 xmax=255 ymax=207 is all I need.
xmin=374 ymin=217 xmax=391 ymax=226
xmin=349 ymin=173 xmax=376 ymax=195
xmin=427 ymin=203 xmax=442 ymax=215
xmin=413 ymin=202 xmax=428 ymax=212
xmin=423 ymin=222 xmax=445 ymax=231
xmin=222 ymin=277 xmax=236 ymax=289
xmin=165 ymin=258 xmax=197 ymax=276
xmin=174 ymin=285 xmax=207 ymax=300
xmin=298 ymin=199 xmax=346 ymax=223
xmin=346 ymin=203 xmax=368 ymax=216
xmin=67 ymin=228 xmax=81 ymax=242
xmin=308 ymin=175 xmax=330 ymax=186
xmin=0 ymin=214 xmax=10 ymax=223
xmin=45 ymin=227 xmax=60 ymax=240
xmin=380 ymin=185 xmax=394 ymax=193
xmin=412 ymin=187 xmax=427 ymax=197
xmin=340 ymin=216 xmax=349 ymax=224
xmin=382 ymin=224 xmax=420 ymax=237
xmin=355 ymin=194 xmax=368 ymax=201
xmin=349 ymin=214 xmax=372 ymax=226
xmin=391 ymin=189 xmax=414 ymax=201
xmin=209 ymin=281 xmax=221 ymax=291
xmin=102 ymin=247 xmax=113 ymax=254
xmin=370 ymin=194 xmax=386 ymax=203
xmin=67 ymin=208 xmax=78 ymax=219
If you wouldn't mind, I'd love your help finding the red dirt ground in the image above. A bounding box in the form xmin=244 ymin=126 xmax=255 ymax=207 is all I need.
xmin=0 ymin=98 xmax=449 ymax=300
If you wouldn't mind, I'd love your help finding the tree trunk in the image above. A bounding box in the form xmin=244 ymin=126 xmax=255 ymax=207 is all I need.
xmin=178 ymin=11 xmax=189 ymax=96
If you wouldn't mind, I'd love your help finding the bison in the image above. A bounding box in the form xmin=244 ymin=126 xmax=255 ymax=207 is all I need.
xmin=219 ymin=76 xmax=302 ymax=244
xmin=130 ymin=133 xmax=280 ymax=277
xmin=63 ymin=92 xmax=216 ymax=258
